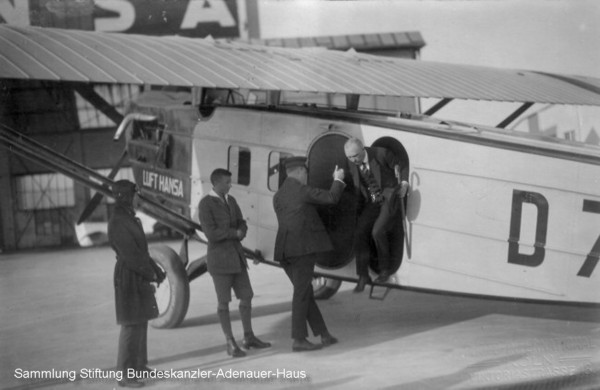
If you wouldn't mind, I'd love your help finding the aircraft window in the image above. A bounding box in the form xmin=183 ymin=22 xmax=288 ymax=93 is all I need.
xmin=267 ymin=151 xmax=292 ymax=192
xmin=281 ymin=91 xmax=333 ymax=107
xmin=201 ymin=88 xmax=246 ymax=105
xmin=228 ymin=146 xmax=251 ymax=186
xmin=132 ymin=120 xmax=161 ymax=142
xmin=247 ymin=90 xmax=267 ymax=105
xmin=128 ymin=120 xmax=171 ymax=168
xmin=15 ymin=173 xmax=75 ymax=210
xmin=151 ymin=86 xmax=192 ymax=93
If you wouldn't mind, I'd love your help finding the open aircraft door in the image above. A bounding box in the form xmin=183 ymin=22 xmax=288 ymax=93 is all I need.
xmin=307 ymin=132 xmax=354 ymax=298
xmin=307 ymin=132 xmax=410 ymax=297
xmin=307 ymin=132 xmax=356 ymax=269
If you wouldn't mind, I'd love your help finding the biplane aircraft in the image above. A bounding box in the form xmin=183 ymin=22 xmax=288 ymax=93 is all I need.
xmin=1 ymin=25 xmax=599 ymax=329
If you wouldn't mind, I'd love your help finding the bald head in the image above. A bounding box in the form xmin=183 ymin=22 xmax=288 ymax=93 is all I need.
xmin=344 ymin=138 xmax=366 ymax=166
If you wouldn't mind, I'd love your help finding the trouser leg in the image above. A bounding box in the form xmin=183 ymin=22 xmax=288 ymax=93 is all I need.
xmin=372 ymin=201 xmax=394 ymax=271
xmin=283 ymin=264 xmax=306 ymax=339
xmin=117 ymin=325 xmax=133 ymax=372
xmin=284 ymin=255 xmax=327 ymax=339
xmin=306 ymin=294 xmax=327 ymax=337
xmin=117 ymin=323 xmax=144 ymax=376
xmin=355 ymin=203 xmax=380 ymax=276
xmin=135 ymin=322 xmax=148 ymax=369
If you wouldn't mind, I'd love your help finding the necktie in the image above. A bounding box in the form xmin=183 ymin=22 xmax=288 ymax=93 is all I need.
xmin=360 ymin=162 xmax=368 ymax=175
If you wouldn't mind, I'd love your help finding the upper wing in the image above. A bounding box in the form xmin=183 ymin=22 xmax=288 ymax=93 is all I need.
xmin=2 ymin=24 xmax=600 ymax=106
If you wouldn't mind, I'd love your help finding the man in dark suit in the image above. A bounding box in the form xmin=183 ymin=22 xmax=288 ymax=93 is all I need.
xmin=273 ymin=156 xmax=345 ymax=352
xmin=344 ymin=138 xmax=409 ymax=292
xmin=198 ymin=168 xmax=270 ymax=358
xmin=108 ymin=180 xmax=165 ymax=388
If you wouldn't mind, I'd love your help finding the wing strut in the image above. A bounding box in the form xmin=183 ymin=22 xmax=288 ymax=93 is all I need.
xmin=423 ymin=98 xmax=453 ymax=116
xmin=497 ymin=102 xmax=534 ymax=129
xmin=76 ymin=149 xmax=128 ymax=225
xmin=71 ymin=83 xmax=124 ymax=125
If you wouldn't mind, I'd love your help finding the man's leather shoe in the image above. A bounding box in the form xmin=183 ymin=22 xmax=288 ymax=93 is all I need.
xmin=226 ymin=338 xmax=246 ymax=357
xmin=242 ymin=333 xmax=272 ymax=349
xmin=321 ymin=333 xmax=338 ymax=347
xmin=353 ymin=275 xmax=372 ymax=293
xmin=118 ymin=379 xmax=144 ymax=388
xmin=375 ymin=270 xmax=392 ymax=283
xmin=292 ymin=338 xmax=322 ymax=352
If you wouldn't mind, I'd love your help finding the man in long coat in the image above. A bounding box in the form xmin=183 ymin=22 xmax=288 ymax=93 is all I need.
xmin=108 ymin=180 xmax=164 ymax=388
xmin=198 ymin=168 xmax=270 ymax=358
xmin=273 ymin=156 xmax=345 ymax=352
xmin=344 ymin=138 xmax=409 ymax=291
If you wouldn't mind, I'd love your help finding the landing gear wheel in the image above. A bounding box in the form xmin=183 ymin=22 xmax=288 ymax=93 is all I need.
xmin=149 ymin=245 xmax=190 ymax=329
xmin=313 ymin=276 xmax=342 ymax=300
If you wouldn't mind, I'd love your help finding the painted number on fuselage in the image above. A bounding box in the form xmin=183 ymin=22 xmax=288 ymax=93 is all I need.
xmin=508 ymin=190 xmax=599 ymax=277
xmin=578 ymin=200 xmax=600 ymax=277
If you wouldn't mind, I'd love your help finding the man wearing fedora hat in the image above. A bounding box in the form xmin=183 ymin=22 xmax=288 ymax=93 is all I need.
xmin=273 ymin=156 xmax=345 ymax=352
xmin=108 ymin=180 xmax=165 ymax=388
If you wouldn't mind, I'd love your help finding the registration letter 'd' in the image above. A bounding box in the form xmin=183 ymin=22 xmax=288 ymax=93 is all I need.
xmin=507 ymin=190 xmax=548 ymax=267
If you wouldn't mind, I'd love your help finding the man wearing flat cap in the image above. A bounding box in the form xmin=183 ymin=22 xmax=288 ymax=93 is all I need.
xmin=273 ymin=156 xmax=345 ymax=352
xmin=108 ymin=180 xmax=165 ymax=388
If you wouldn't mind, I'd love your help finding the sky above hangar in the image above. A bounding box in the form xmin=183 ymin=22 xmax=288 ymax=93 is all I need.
xmin=258 ymin=0 xmax=600 ymax=79
xmin=258 ymin=0 xmax=600 ymax=134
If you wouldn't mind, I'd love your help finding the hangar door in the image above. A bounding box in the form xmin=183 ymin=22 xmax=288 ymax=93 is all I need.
xmin=13 ymin=173 xmax=76 ymax=248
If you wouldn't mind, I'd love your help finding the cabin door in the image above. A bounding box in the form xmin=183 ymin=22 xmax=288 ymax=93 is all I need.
xmin=307 ymin=132 xmax=357 ymax=269
xmin=308 ymin=133 xmax=409 ymax=273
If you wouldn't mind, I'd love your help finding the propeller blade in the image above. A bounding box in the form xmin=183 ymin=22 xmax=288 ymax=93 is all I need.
xmin=76 ymin=149 xmax=128 ymax=225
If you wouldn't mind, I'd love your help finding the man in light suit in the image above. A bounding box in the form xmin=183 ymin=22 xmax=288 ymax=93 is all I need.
xmin=344 ymin=138 xmax=409 ymax=292
xmin=273 ymin=156 xmax=345 ymax=352
xmin=198 ymin=168 xmax=271 ymax=358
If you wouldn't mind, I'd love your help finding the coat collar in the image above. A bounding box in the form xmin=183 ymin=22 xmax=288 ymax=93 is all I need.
xmin=351 ymin=147 xmax=382 ymax=187
xmin=209 ymin=189 xmax=229 ymax=201
xmin=115 ymin=203 xmax=136 ymax=217
xmin=209 ymin=190 xmax=230 ymax=210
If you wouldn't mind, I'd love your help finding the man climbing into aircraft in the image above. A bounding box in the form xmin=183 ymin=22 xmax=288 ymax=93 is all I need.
xmin=273 ymin=156 xmax=344 ymax=352
xmin=198 ymin=168 xmax=271 ymax=358
xmin=344 ymin=138 xmax=409 ymax=292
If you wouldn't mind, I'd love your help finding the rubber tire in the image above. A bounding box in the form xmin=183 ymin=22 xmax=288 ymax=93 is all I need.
xmin=313 ymin=277 xmax=342 ymax=300
xmin=149 ymin=245 xmax=190 ymax=329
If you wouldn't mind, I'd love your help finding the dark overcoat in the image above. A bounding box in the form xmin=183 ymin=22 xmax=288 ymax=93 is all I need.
xmin=108 ymin=204 xmax=159 ymax=325
xmin=198 ymin=193 xmax=248 ymax=274
xmin=273 ymin=177 xmax=345 ymax=262
xmin=348 ymin=146 xmax=408 ymax=202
